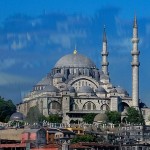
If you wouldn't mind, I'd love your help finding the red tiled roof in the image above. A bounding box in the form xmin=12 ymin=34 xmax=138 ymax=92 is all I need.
xmin=0 ymin=143 xmax=26 ymax=148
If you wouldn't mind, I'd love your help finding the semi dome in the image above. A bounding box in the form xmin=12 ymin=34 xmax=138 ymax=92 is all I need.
xmin=54 ymin=73 xmax=64 ymax=78
xmin=55 ymin=53 xmax=96 ymax=68
xmin=110 ymin=88 xmax=117 ymax=93
xmin=36 ymin=76 xmax=52 ymax=86
xmin=10 ymin=112 xmax=25 ymax=121
xmin=116 ymin=86 xmax=128 ymax=95
xmin=96 ymin=86 xmax=107 ymax=94
xmin=69 ymin=86 xmax=76 ymax=93
xmin=43 ymin=85 xmax=59 ymax=92
xmin=94 ymin=113 xmax=108 ymax=122
xmin=78 ymin=86 xmax=94 ymax=93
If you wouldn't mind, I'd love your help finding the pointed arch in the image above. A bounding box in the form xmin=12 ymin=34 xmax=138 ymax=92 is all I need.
xmin=48 ymin=101 xmax=61 ymax=110
xmin=82 ymin=101 xmax=96 ymax=110
xmin=101 ymin=104 xmax=109 ymax=111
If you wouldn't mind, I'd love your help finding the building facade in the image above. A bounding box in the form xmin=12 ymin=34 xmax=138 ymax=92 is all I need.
xmin=17 ymin=17 xmax=150 ymax=124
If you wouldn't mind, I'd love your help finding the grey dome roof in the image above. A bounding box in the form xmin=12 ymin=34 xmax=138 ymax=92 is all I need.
xmin=55 ymin=53 xmax=96 ymax=68
xmin=94 ymin=113 xmax=108 ymax=122
xmin=68 ymin=74 xmax=75 ymax=80
xmin=110 ymin=88 xmax=117 ymax=93
xmin=10 ymin=112 xmax=25 ymax=121
xmin=36 ymin=76 xmax=52 ymax=86
xmin=96 ymin=87 xmax=107 ymax=94
xmin=62 ymin=86 xmax=69 ymax=91
xmin=78 ymin=86 xmax=94 ymax=93
xmin=116 ymin=86 xmax=128 ymax=95
xmin=43 ymin=85 xmax=59 ymax=92
xmin=69 ymin=86 xmax=76 ymax=93
xmin=54 ymin=73 xmax=64 ymax=78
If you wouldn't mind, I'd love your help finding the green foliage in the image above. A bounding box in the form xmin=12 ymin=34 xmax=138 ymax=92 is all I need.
xmin=26 ymin=106 xmax=45 ymax=124
xmin=71 ymin=134 xmax=95 ymax=143
xmin=71 ymin=133 xmax=106 ymax=144
xmin=83 ymin=113 xmax=96 ymax=124
xmin=126 ymin=107 xmax=144 ymax=124
xmin=0 ymin=96 xmax=16 ymax=122
xmin=106 ymin=111 xmax=121 ymax=124
xmin=46 ymin=114 xmax=62 ymax=123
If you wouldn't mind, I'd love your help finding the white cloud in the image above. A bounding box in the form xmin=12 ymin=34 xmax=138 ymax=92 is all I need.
xmin=0 ymin=58 xmax=16 ymax=70
xmin=0 ymin=72 xmax=33 ymax=85
xmin=11 ymin=40 xmax=27 ymax=50
xmin=109 ymin=37 xmax=131 ymax=53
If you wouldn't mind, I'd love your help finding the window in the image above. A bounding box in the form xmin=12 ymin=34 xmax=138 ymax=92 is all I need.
xmin=87 ymin=102 xmax=91 ymax=110
xmin=74 ymin=103 xmax=79 ymax=110
xmin=49 ymin=101 xmax=61 ymax=110
xmin=83 ymin=102 xmax=96 ymax=110
xmin=101 ymin=104 xmax=110 ymax=111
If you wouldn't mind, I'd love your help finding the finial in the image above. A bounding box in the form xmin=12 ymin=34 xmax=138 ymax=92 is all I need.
xmin=103 ymin=25 xmax=107 ymax=42
xmin=73 ymin=44 xmax=77 ymax=54
xmin=133 ymin=15 xmax=137 ymax=28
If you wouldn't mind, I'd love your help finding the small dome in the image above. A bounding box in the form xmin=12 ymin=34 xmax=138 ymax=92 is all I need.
xmin=116 ymin=86 xmax=128 ymax=95
xmin=69 ymin=86 xmax=76 ymax=93
xmin=55 ymin=53 xmax=96 ymax=68
xmin=62 ymin=86 xmax=69 ymax=91
xmin=96 ymin=87 xmax=107 ymax=94
xmin=78 ymin=86 xmax=94 ymax=93
xmin=94 ymin=113 xmax=108 ymax=122
xmin=36 ymin=76 xmax=52 ymax=86
xmin=43 ymin=85 xmax=59 ymax=92
xmin=110 ymin=88 xmax=117 ymax=93
xmin=54 ymin=73 xmax=64 ymax=78
xmin=10 ymin=112 xmax=25 ymax=121
xmin=68 ymin=74 xmax=75 ymax=80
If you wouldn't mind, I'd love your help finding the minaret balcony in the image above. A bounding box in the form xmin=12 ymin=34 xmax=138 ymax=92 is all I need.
xmin=131 ymin=38 xmax=139 ymax=43
xmin=101 ymin=51 xmax=109 ymax=56
xmin=102 ymin=62 xmax=109 ymax=66
xmin=131 ymin=62 xmax=140 ymax=66
xmin=131 ymin=51 xmax=140 ymax=55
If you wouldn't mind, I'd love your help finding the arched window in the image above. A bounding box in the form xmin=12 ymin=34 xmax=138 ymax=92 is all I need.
xmin=49 ymin=101 xmax=61 ymax=110
xmin=101 ymin=104 xmax=109 ymax=111
xmin=73 ymin=103 xmax=79 ymax=110
xmin=83 ymin=101 xmax=96 ymax=110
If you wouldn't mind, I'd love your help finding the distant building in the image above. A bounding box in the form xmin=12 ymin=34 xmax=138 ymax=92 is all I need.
xmin=22 ymin=128 xmax=46 ymax=147
xmin=17 ymin=16 xmax=150 ymax=124
xmin=46 ymin=128 xmax=75 ymax=144
xmin=118 ymin=125 xmax=150 ymax=143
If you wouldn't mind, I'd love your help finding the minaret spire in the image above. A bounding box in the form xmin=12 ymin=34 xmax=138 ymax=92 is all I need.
xmin=101 ymin=25 xmax=109 ymax=75
xmin=73 ymin=44 xmax=77 ymax=54
xmin=131 ymin=15 xmax=140 ymax=108
xmin=103 ymin=25 xmax=107 ymax=42
xmin=133 ymin=15 xmax=137 ymax=28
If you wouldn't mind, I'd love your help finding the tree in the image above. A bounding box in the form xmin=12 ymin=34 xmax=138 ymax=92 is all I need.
xmin=126 ymin=107 xmax=144 ymax=124
xmin=106 ymin=111 xmax=121 ymax=125
xmin=0 ymin=97 xmax=16 ymax=122
xmin=26 ymin=106 xmax=45 ymax=124
xmin=71 ymin=134 xmax=95 ymax=143
xmin=46 ymin=114 xmax=62 ymax=123
xmin=83 ymin=113 xmax=96 ymax=124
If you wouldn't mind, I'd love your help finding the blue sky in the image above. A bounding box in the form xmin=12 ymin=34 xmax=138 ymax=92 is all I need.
xmin=0 ymin=0 xmax=150 ymax=105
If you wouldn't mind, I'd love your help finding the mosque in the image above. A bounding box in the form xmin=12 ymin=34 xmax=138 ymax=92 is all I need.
xmin=17 ymin=17 xmax=150 ymax=124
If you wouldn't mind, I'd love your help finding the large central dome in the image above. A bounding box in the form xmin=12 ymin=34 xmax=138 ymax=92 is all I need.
xmin=55 ymin=53 xmax=96 ymax=68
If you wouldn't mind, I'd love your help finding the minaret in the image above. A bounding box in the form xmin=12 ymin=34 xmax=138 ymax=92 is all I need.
xmin=131 ymin=16 xmax=140 ymax=108
xmin=101 ymin=26 xmax=109 ymax=75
